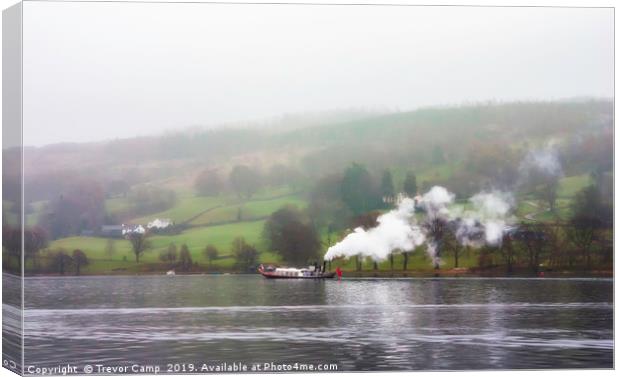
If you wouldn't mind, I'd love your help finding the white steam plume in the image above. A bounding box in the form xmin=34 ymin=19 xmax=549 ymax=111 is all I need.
xmin=323 ymin=198 xmax=425 ymax=262
xmin=416 ymin=186 xmax=455 ymax=219
xmin=324 ymin=139 xmax=563 ymax=265
xmin=324 ymin=186 xmax=516 ymax=266
xmin=454 ymin=190 xmax=515 ymax=247
xmin=416 ymin=186 xmax=455 ymax=264
xmin=518 ymin=142 xmax=563 ymax=185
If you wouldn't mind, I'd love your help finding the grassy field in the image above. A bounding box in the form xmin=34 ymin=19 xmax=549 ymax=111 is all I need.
xmin=129 ymin=195 xmax=228 ymax=224
xmin=188 ymin=194 xmax=306 ymax=226
xmin=47 ymin=219 xmax=281 ymax=272
xmin=327 ymin=246 xmax=481 ymax=272
xmin=557 ymin=174 xmax=591 ymax=198
xmin=45 ymin=231 xmax=478 ymax=275
xmin=512 ymin=174 xmax=592 ymax=222
xmin=150 ymin=220 xmax=267 ymax=260
xmin=128 ymin=186 xmax=301 ymax=224
xmin=40 ymin=171 xmax=596 ymax=275
xmin=43 ymin=186 xmax=306 ymax=273
xmin=42 ymin=237 xmax=135 ymax=273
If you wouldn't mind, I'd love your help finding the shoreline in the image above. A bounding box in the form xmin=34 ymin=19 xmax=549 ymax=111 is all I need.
xmin=7 ymin=268 xmax=614 ymax=279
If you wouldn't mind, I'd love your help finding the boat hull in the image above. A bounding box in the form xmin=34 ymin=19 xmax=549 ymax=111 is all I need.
xmin=259 ymin=270 xmax=336 ymax=279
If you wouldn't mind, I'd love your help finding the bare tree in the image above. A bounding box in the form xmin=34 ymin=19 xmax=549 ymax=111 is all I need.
xmin=498 ymin=234 xmax=517 ymax=274
xmin=442 ymin=227 xmax=462 ymax=268
xmin=178 ymin=244 xmax=193 ymax=272
xmin=536 ymin=176 xmax=560 ymax=213
xmin=203 ymin=245 xmax=219 ymax=268
xmin=514 ymin=223 xmax=547 ymax=274
xmin=566 ymin=184 xmax=607 ymax=270
xmin=24 ymin=227 xmax=49 ymax=272
xmin=128 ymin=232 xmax=151 ymax=263
xmin=50 ymin=250 xmax=73 ymax=275
xmin=544 ymin=222 xmax=567 ymax=268
xmin=232 ymin=237 xmax=259 ymax=272
xmin=566 ymin=216 xmax=600 ymax=270
xmin=72 ymin=249 xmax=89 ymax=275
xmin=159 ymin=243 xmax=178 ymax=267
xmin=423 ymin=217 xmax=447 ymax=270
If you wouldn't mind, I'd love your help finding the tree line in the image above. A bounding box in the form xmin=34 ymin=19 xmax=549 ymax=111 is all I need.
xmin=3 ymin=156 xmax=613 ymax=275
xmin=333 ymin=181 xmax=613 ymax=275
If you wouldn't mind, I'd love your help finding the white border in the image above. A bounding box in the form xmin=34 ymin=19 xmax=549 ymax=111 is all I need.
xmin=0 ymin=1 xmax=616 ymax=377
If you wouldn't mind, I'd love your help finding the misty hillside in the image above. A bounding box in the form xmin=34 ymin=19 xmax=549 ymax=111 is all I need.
xmin=16 ymin=99 xmax=612 ymax=202
xmin=3 ymin=98 xmax=614 ymax=276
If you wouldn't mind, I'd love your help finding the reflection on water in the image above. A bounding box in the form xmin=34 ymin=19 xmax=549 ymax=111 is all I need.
xmin=2 ymin=273 xmax=23 ymax=372
xmin=21 ymin=275 xmax=612 ymax=371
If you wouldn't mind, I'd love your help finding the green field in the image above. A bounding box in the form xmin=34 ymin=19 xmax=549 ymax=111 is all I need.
xmin=129 ymin=195 xmax=228 ymax=224
xmin=40 ymin=170 xmax=598 ymax=275
xmin=328 ymin=246 xmax=481 ymax=272
xmin=47 ymin=219 xmax=281 ymax=272
xmin=188 ymin=194 xmax=306 ymax=226
xmin=8 ymin=101 xmax=610 ymax=277
xmin=557 ymin=174 xmax=591 ymax=198
xmin=512 ymin=174 xmax=593 ymax=223
xmin=41 ymin=186 xmax=305 ymax=273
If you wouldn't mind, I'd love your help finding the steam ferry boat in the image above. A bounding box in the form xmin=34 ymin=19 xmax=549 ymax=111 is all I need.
xmin=258 ymin=264 xmax=336 ymax=279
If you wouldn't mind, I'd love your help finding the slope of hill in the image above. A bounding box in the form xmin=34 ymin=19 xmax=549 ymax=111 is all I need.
xmin=8 ymin=99 xmax=612 ymax=275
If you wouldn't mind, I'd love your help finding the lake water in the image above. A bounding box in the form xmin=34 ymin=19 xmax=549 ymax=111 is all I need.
xmin=6 ymin=275 xmax=615 ymax=372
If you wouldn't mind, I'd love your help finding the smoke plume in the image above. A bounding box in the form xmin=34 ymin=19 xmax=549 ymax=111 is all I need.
xmin=323 ymin=198 xmax=425 ymax=262
xmin=518 ymin=142 xmax=563 ymax=185
xmin=324 ymin=140 xmax=565 ymax=266
xmin=416 ymin=186 xmax=455 ymax=219
xmin=324 ymin=186 xmax=515 ymax=266
xmin=454 ymin=190 xmax=515 ymax=247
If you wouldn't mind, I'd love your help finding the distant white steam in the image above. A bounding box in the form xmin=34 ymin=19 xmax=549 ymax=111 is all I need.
xmin=518 ymin=142 xmax=563 ymax=184
xmin=416 ymin=186 xmax=455 ymax=219
xmin=324 ymin=139 xmax=565 ymax=266
xmin=324 ymin=186 xmax=515 ymax=266
xmin=455 ymin=190 xmax=515 ymax=247
xmin=416 ymin=186 xmax=455 ymax=264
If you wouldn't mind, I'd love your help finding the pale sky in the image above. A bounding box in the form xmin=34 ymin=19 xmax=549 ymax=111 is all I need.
xmin=22 ymin=2 xmax=613 ymax=146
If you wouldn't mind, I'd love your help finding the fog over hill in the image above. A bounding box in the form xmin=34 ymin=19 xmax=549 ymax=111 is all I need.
xmin=3 ymin=99 xmax=613 ymax=278
xmin=7 ymin=99 xmax=610 ymax=205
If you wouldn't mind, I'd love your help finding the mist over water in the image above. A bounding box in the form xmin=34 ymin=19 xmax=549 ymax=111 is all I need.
xmin=19 ymin=275 xmax=613 ymax=371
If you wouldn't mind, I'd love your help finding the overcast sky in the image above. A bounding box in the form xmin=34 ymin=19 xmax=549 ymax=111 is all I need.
xmin=22 ymin=2 xmax=613 ymax=146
